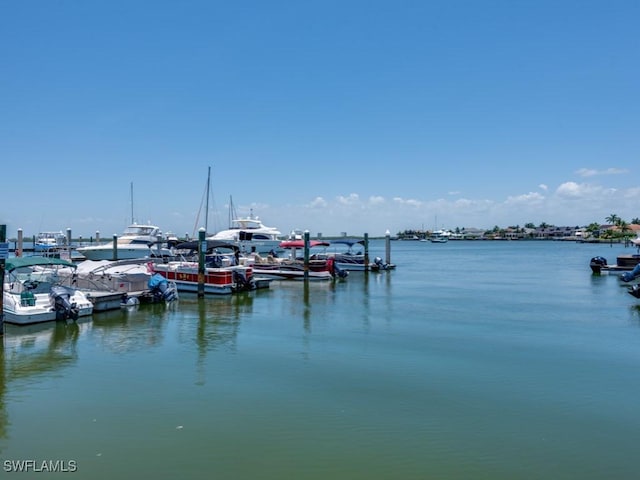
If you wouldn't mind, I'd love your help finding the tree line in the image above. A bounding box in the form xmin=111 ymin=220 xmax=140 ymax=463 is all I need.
xmin=398 ymin=214 xmax=640 ymax=240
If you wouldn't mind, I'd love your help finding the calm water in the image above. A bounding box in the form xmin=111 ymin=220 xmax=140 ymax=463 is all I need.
xmin=2 ymin=240 xmax=640 ymax=479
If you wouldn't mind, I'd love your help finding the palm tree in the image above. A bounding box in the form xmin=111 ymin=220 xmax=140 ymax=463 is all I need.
xmin=618 ymin=220 xmax=632 ymax=240
xmin=605 ymin=214 xmax=620 ymax=225
xmin=632 ymin=218 xmax=640 ymax=225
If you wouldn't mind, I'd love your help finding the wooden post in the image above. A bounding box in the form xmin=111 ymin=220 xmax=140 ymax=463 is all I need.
xmin=17 ymin=228 xmax=23 ymax=257
xmin=0 ymin=224 xmax=6 ymax=333
xmin=385 ymin=230 xmax=391 ymax=265
xmin=66 ymin=228 xmax=72 ymax=247
xmin=364 ymin=233 xmax=369 ymax=272
xmin=96 ymin=231 xmax=100 ymax=243
xmin=198 ymin=228 xmax=206 ymax=298
xmin=303 ymin=230 xmax=310 ymax=282
xmin=112 ymin=234 xmax=118 ymax=261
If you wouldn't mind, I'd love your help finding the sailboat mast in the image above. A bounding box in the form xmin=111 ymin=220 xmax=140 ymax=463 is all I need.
xmin=130 ymin=182 xmax=134 ymax=224
xmin=205 ymin=166 xmax=211 ymax=235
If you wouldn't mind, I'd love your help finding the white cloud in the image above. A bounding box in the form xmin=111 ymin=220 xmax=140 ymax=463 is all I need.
xmin=576 ymin=167 xmax=628 ymax=177
xmin=308 ymin=197 xmax=328 ymax=208
xmin=539 ymin=184 xmax=548 ymax=191
xmin=337 ymin=193 xmax=360 ymax=205
xmin=392 ymin=197 xmax=423 ymax=208
xmin=505 ymin=192 xmax=546 ymax=204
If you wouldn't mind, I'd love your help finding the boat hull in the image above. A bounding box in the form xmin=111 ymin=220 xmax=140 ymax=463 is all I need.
xmin=3 ymin=293 xmax=93 ymax=325
xmin=152 ymin=263 xmax=254 ymax=294
xmin=250 ymin=263 xmax=335 ymax=281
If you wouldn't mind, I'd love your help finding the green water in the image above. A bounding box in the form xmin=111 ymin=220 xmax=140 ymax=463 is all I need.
xmin=2 ymin=240 xmax=640 ymax=479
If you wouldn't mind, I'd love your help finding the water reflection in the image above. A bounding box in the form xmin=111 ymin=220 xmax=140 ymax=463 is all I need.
xmin=90 ymin=302 xmax=173 ymax=354
xmin=0 ymin=320 xmax=90 ymax=447
xmin=172 ymin=292 xmax=258 ymax=385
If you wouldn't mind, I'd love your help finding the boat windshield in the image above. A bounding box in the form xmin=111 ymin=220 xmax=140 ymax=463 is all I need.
xmin=122 ymin=226 xmax=158 ymax=236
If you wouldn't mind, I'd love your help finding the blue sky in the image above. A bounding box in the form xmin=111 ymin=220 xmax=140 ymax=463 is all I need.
xmin=2 ymin=0 xmax=638 ymax=238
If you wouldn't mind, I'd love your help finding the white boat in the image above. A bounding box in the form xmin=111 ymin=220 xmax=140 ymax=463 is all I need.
xmin=244 ymin=240 xmax=348 ymax=281
xmin=429 ymin=229 xmax=450 ymax=243
xmin=55 ymin=258 xmax=178 ymax=309
xmin=76 ymin=223 xmax=174 ymax=261
xmin=3 ymin=256 xmax=94 ymax=325
xmin=34 ymin=231 xmax=67 ymax=253
xmin=209 ymin=210 xmax=283 ymax=255
xmin=325 ymin=239 xmax=393 ymax=271
xmin=151 ymin=240 xmax=256 ymax=294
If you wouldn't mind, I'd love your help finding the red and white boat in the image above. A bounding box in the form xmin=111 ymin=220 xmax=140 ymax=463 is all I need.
xmin=150 ymin=241 xmax=255 ymax=294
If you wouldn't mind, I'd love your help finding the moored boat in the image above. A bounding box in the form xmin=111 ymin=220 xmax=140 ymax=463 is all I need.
xmin=3 ymin=256 xmax=94 ymax=325
xmin=56 ymin=258 xmax=178 ymax=310
xmin=151 ymin=240 xmax=256 ymax=294
xmin=76 ymin=223 xmax=174 ymax=261
xmin=429 ymin=229 xmax=450 ymax=243
xmin=34 ymin=231 xmax=67 ymax=253
xmin=325 ymin=239 xmax=393 ymax=271
xmin=245 ymin=240 xmax=348 ymax=281
xmin=589 ymin=253 xmax=640 ymax=275
xmin=208 ymin=211 xmax=283 ymax=255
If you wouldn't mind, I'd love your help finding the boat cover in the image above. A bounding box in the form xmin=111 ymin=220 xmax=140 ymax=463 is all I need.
xmin=6 ymin=256 xmax=76 ymax=272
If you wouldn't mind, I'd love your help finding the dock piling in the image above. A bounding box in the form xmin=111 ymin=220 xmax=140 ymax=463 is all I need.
xmin=303 ymin=230 xmax=310 ymax=282
xmin=198 ymin=228 xmax=206 ymax=297
xmin=112 ymin=234 xmax=118 ymax=261
xmin=17 ymin=228 xmax=23 ymax=257
xmin=364 ymin=233 xmax=369 ymax=272
xmin=385 ymin=230 xmax=391 ymax=265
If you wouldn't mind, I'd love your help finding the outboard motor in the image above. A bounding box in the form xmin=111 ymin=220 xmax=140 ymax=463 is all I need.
xmin=373 ymin=256 xmax=388 ymax=271
xmin=327 ymin=258 xmax=348 ymax=279
xmin=233 ymin=270 xmax=254 ymax=291
xmin=621 ymin=263 xmax=640 ymax=283
xmin=148 ymin=273 xmax=178 ymax=302
xmin=590 ymin=256 xmax=608 ymax=275
xmin=50 ymin=285 xmax=80 ymax=321
xmin=628 ymin=284 xmax=640 ymax=299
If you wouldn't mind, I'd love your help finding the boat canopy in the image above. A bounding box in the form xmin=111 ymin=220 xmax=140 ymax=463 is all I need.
xmin=175 ymin=240 xmax=240 ymax=253
xmin=279 ymin=240 xmax=331 ymax=249
xmin=329 ymin=239 xmax=365 ymax=247
xmin=6 ymin=256 xmax=76 ymax=272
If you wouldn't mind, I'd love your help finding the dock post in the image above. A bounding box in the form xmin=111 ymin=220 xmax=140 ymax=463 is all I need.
xmin=0 ymin=224 xmax=6 ymax=333
xmin=198 ymin=228 xmax=206 ymax=298
xmin=17 ymin=228 xmax=23 ymax=257
xmin=96 ymin=231 xmax=100 ymax=244
xmin=385 ymin=230 xmax=391 ymax=265
xmin=112 ymin=234 xmax=118 ymax=261
xmin=303 ymin=230 xmax=310 ymax=282
xmin=364 ymin=233 xmax=369 ymax=272
xmin=66 ymin=228 xmax=72 ymax=247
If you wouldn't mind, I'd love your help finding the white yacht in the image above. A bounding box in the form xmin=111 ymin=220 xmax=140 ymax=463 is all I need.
xmin=208 ymin=213 xmax=283 ymax=255
xmin=76 ymin=223 xmax=174 ymax=261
